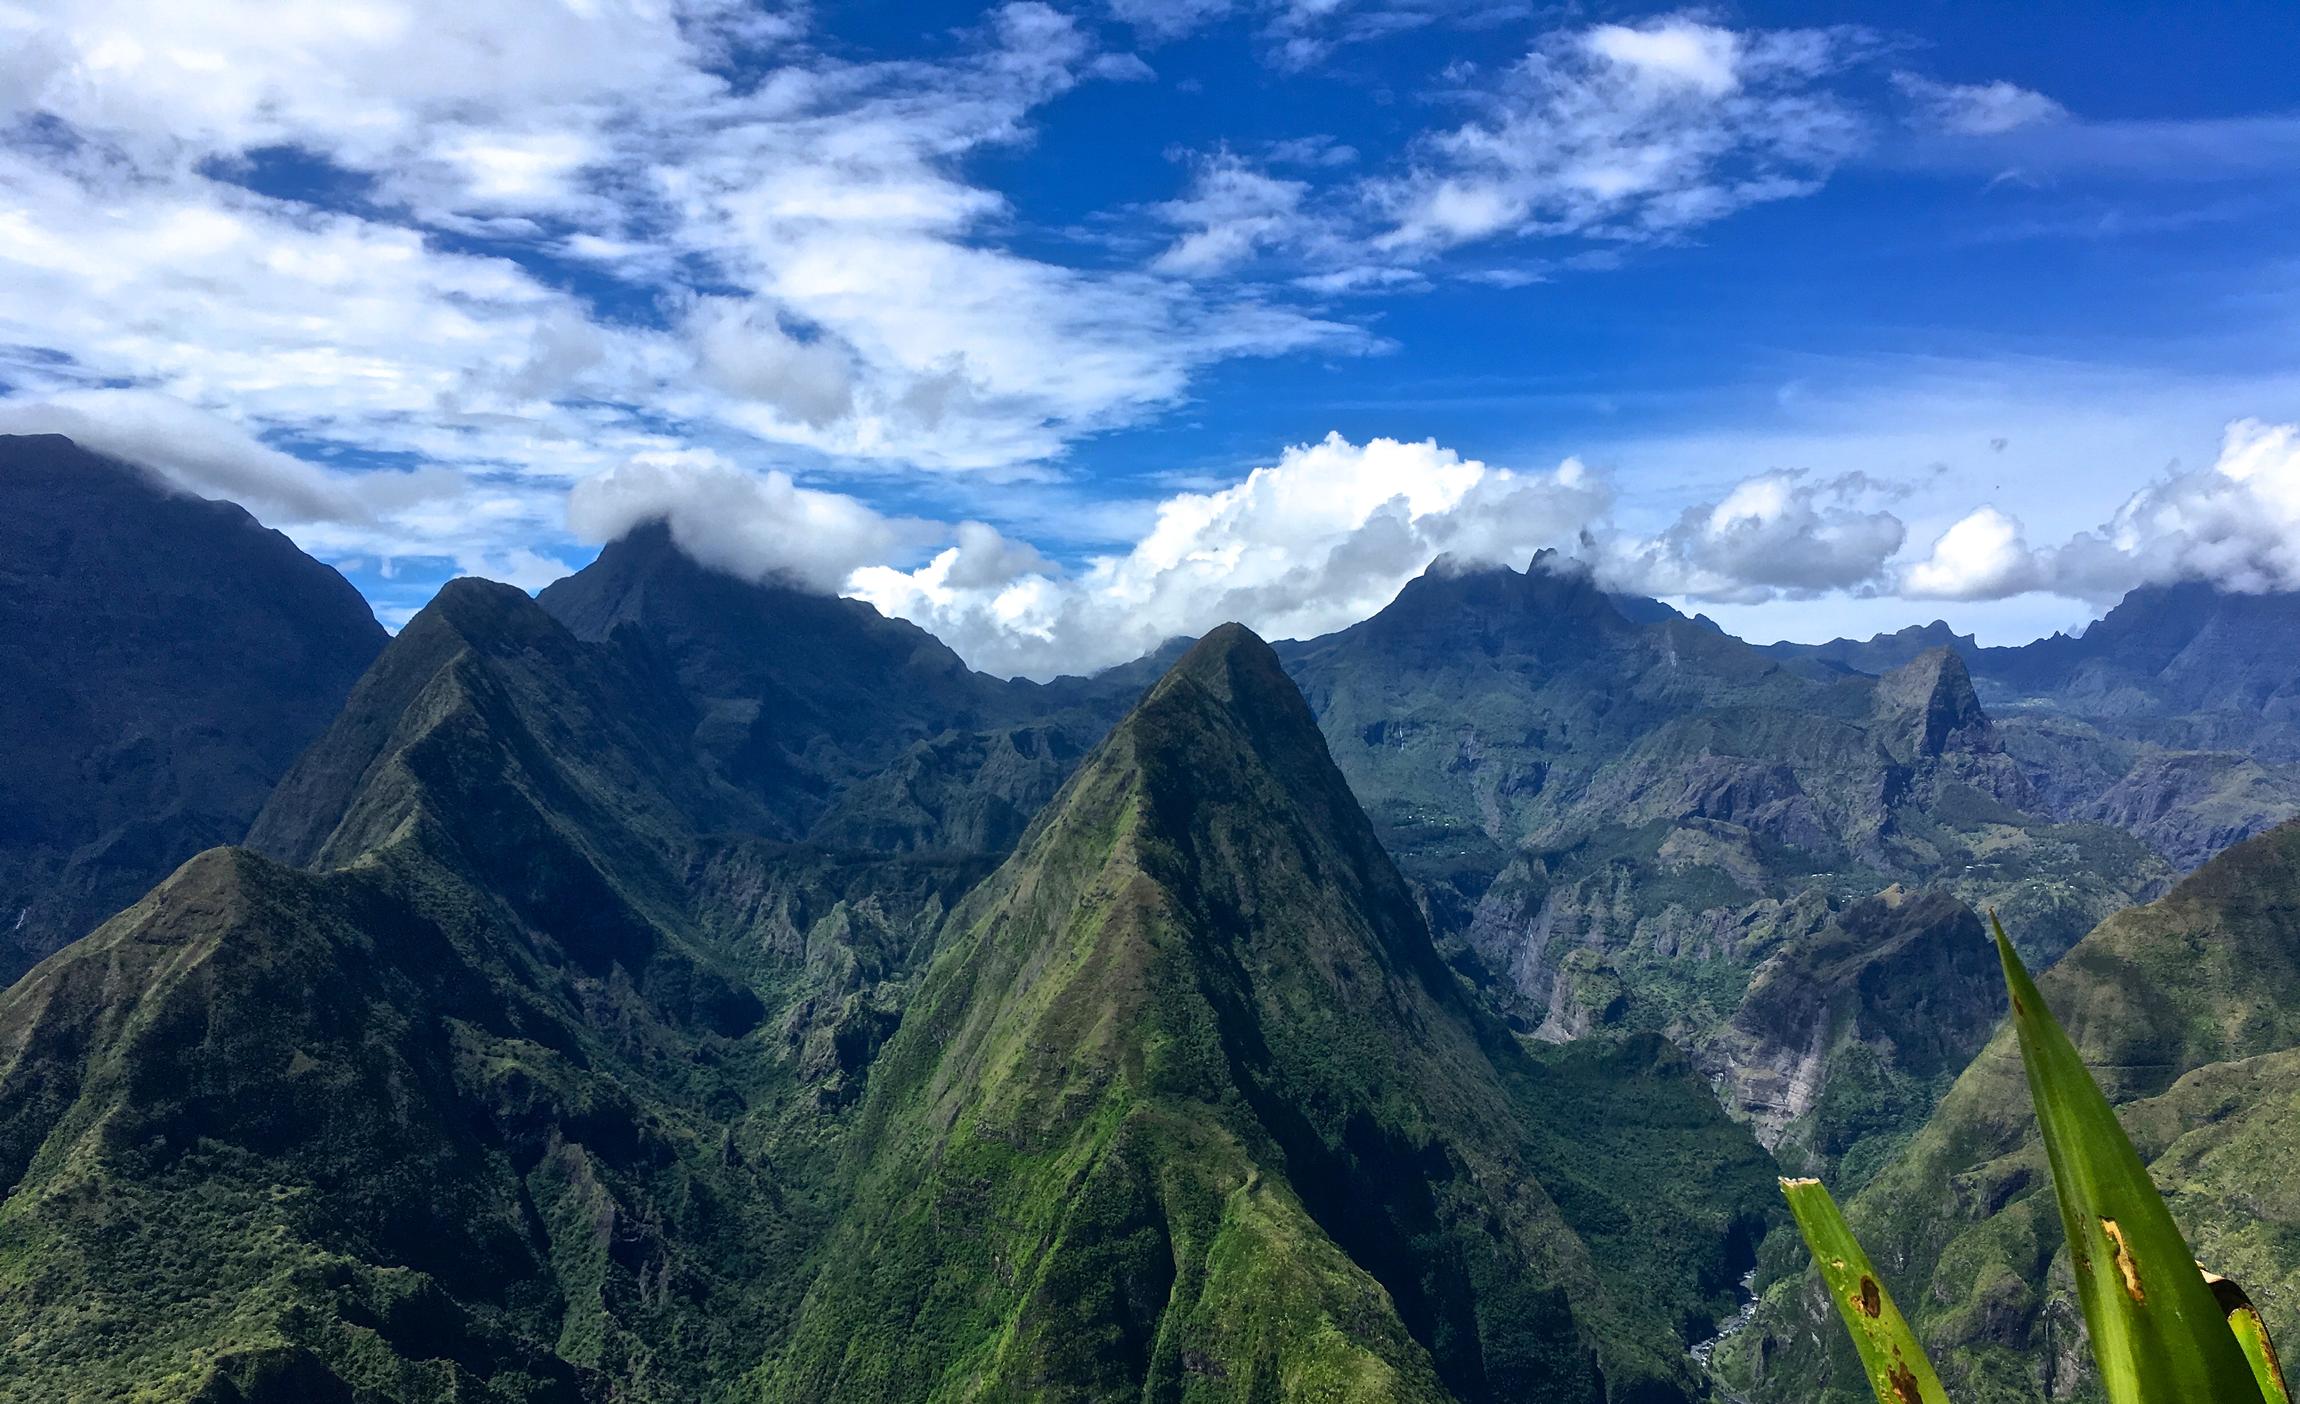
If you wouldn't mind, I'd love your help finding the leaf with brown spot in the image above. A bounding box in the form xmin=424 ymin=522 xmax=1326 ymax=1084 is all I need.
xmin=2205 ymin=1266 xmax=2293 ymax=1404
xmin=1992 ymin=914 xmax=2267 ymax=1404
xmin=2101 ymin=1218 xmax=2146 ymax=1303
xmin=1779 ymin=1177 xmax=1950 ymax=1404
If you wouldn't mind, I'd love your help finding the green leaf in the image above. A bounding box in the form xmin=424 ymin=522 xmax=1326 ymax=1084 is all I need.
xmin=1780 ymin=1176 xmax=1951 ymax=1404
xmin=2204 ymin=1268 xmax=2293 ymax=1404
xmin=1992 ymin=915 xmax=2268 ymax=1404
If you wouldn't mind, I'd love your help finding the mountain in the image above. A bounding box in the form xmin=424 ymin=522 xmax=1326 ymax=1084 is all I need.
xmin=2 ymin=573 xmax=1057 ymax=1401
xmin=0 ymin=434 xmax=385 ymax=981
xmin=1719 ymin=818 xmax=2300 ymax=1404
xmin=1758 ymin=620 xmax=1979 ymax=678
xmin=2 ymin=596 xmax=1775 ymax=1401
xmin=1695 ymin=886 xmax=2003 ymax=1185
xmin=1763 ymin=584 xmax=2300 ymax=867
xmin=760 ymin=624 xmax=1778 ymax=1402
xmin=534 ymin=524 xmax=1142 ymax=854
xmin=1278 ymin=555 xmax=2164 ymax=1040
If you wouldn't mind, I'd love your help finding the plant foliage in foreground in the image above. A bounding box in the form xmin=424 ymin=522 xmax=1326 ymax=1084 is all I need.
xmin=1782 ymin=915 xmax=2291 ymax=1404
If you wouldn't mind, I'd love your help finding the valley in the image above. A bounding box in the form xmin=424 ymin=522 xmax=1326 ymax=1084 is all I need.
xmin=6 ymin=432 xmax=2300 ymax=1402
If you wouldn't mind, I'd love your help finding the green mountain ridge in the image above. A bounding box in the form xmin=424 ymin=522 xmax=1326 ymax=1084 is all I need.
xmin=761 ymin=623 xmax=1778 ymax=1402
xmin=0 ymin=578 xmax=977 ymax=1401
xmin=14 ymin=447 xmax=2300 ymax=1404
xmin=1 ymin=587 xmax=1775 ymax=1403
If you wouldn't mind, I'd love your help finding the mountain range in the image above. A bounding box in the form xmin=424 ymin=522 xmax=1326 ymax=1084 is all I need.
xmin=7 ymin=430 xmax=2300 ymax=1401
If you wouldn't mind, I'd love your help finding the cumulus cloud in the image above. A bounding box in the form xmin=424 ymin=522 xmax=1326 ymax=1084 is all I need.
xmin=1900 ymin=505 xmax=2044 ymax=599
xmin=1901 ymin=420 xmax=2300 ymax=602
xmin=1604 ymin=470 xmax=1907 ymax=603
xmin=1374 ymin=15 xmax=1866 ymax=251
xmin=2052 ymin=418 xmax=2300 ymax=596
xmin=1892 ymin=73 xmax=2067 ymax=136
xmin=578 ymin=432 xmax=1597 ymax=676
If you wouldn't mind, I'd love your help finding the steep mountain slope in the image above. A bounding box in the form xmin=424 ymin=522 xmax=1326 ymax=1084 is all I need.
xmin=761 ymin=625 xmax=1779 ymax=1403
xmin=0 ymin=434 xmax=384 ymax=980
xmin=5 ymin=595 xmax=1777 ymax=1402
xmin=0 ymin=580 xmax=973 ymax=1402
xmin=1720 ymin=819 xmax=2300 ymax=1404
xmin=1279 ymin=556 xmax=2164 ymax=1046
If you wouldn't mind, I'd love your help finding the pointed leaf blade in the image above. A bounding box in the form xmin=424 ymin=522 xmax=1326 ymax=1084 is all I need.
xmin=1992 ymin=915 xmax=2267 ymax=1404
xmin=1780 ymin=1176 xmax=1952 ymax=1404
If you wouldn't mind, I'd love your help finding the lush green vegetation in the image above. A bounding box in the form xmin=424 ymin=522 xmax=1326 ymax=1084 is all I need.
xmin=760 ymin=625 xmax=1777 ymax=1402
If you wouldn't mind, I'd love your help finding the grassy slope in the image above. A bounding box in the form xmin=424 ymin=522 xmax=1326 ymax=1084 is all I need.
xmin=763 ymin=625 xmax=1777 ymax=1403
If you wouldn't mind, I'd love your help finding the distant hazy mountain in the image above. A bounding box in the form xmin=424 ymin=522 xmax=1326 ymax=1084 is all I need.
xmin=0 ymin=434 xmax=384 ymax=981
xmin=1723 ymin=818 xmax=2300 ymax=1404
xmin=535 ymin=523 xmax=1146 ymax=854
xmin=760 ymin=625 xmax=1776 ymax=1403
xmin=1280 ymin=554 xmax=2160 ymax=1018
xmin=1763 ymin=585 xmax=2300 ymax=866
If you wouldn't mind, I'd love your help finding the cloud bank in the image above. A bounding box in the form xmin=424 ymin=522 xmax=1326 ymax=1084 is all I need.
xmin=1905 ymin=419 xmax=2300 ymax=601
xmin=570 ymin=415 xmax=2300 ymax=678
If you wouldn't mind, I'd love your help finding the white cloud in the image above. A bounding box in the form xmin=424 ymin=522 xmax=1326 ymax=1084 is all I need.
xmin=0 ymin=389 xmax=463 ymax=525
xmin=576 ymin=426 xmax=1948 ymax=678
xmin=566 ymin=448 xmax=931 ymax=594
xmin=683 ymin=432 xmax=1612 ymax=677
xmin=1901 ymin=505 xmax=2043 ymax=599
xmin=2050 ymin=418 xmax=2300 ymax=597
xmin=0 ymin=0 xmax=1358 ymax=514
xmin=1152 ymin=152 xmax=1314 ymax=275
xmin=1892 ymin=73 xmax=2066 ymax=136
xmin=1604 ymin=470 xmax=1907 ymax=603
xmin=1375 ymin=15 xmax=1865 ymax=251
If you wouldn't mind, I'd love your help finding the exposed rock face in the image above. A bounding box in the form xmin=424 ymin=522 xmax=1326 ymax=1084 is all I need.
xmin=1285 ymin=563 xmax=2160 ymax=1043
xmin=2077 ymin=749 xmax=2300 ymax=870
xmin=1874 ymin=648 xmax=1993 ymax=760
xmin=1872 ymin=647 xmax=2035 ymax=811
xmin=1769 ymin=585 xmax=2300 ymax=871
xmin=1699 ymin=886 xmax=2000 ymax=1174
xmin=0 ymin=434 xmax=384 ymax=980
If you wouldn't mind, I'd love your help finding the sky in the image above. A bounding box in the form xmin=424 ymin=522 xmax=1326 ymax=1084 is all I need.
xmin=3 ymin=0 xmax=2299 ymax=677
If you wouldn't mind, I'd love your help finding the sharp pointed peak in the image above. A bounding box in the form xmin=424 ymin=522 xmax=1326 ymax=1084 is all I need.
xmin=1143 ymin=621 xmax=1319 ymax=734
xmin=1875 ymin=645 xmax=1990 ymax=756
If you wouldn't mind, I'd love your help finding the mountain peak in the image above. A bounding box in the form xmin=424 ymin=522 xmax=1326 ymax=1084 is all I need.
xmin=1875 ymin=645 xmax=1991 ymax=757
xmin=769 ymin=621 xmax=1773 ymax=1402
xmin=1148 ymin=620 xmax=1297 ymax=716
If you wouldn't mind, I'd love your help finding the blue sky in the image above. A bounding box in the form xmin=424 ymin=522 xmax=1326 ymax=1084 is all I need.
xmin=4 ymin=0 xmax=2299 ymax=675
